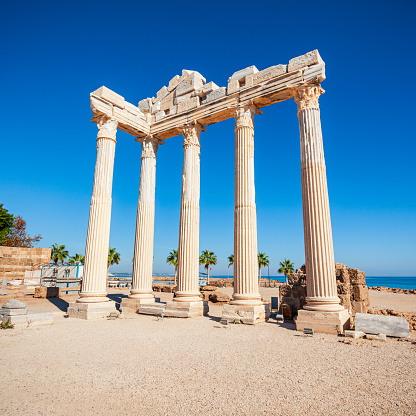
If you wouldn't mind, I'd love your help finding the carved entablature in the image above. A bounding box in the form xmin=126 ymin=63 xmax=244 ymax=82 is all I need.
xmin=294 ymin=84 xmax=325 ymax=112
xmin=89 ymin=50 xmax=326 ymax=141
xmin=97 ymin=117 xmax=118 ymax=142
xmin=182 ymin=122 xmax=205 ymax=149
xmin=141 ymin=137 xmax=159 ymax=159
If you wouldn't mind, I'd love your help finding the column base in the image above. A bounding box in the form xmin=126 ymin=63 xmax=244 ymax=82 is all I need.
xmin=222 ymin=303 xmax=269 ymax=325
xmin=164 ymin=300 xmax=208 ymax=318
xmin=121 ymin=297 xmax=156 ymax=313
xmin=295 ymin=308 xmax=350 ymax=335
xmin=67 ymin=301 xmax=117 ymax=320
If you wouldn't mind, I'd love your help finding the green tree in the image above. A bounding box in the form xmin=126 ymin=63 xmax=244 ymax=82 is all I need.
xmin=228 ymin=253 xmax=234 ymax=267
xmin=51 ymin=244 xmax=69 ymax=265
xmin=0 ymin=204 xmax=14 ymax=245
xmin=69 ymin=253 xmax=85 ymax=265
xmin=278 ymin=259 xmax=294 ymax=285
xmin=108 ymin=247 xmax=120 ymax=274
xmin=199 ymin=250 xmax=217 ymax=285
xmin=258 ymin=252 xmax=269 ymax=280
xmin=166 ymin=249 xmax=178 ymax=285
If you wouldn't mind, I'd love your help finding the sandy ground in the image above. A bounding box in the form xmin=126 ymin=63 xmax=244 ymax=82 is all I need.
xmin=0 ymin=289 xmax=415 ymax=416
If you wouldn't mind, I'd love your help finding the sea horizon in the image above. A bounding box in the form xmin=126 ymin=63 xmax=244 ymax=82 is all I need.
xmin=112 ymin=272 xmax=416 ymax=290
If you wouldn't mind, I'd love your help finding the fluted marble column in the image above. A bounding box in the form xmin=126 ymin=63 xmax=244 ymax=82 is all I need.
xmin=231 ymin=105 xmax=262 ymax=306
xmin=78 ymin=117 xmax=118 ymax=303
xmin=174 ymin=122 xmax=205 ymax=303
xmin=129 ymin=137 xmax=159 ymax=301
xmin=294 ymin=84 xmax=343 ymax=312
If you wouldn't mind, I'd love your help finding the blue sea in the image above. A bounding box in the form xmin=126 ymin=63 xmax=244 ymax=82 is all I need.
xmin=111 ymin=273 xmax=416 ymax=290
xmin=211 ymin=275 xmax=416 ymax=290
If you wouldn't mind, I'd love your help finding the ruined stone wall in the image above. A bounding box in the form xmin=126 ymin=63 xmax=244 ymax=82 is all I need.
xmin=279 ymin=263 xmax=370 ymax=316
xmin=0 ymin=247 xmax=51 ymax=282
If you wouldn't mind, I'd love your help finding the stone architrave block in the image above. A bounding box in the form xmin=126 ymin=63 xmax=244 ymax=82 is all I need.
xmin=90 ymin=86 xmax=125 ymax=109
xmin=288 ymin=50 xmax=324 ymax=73
xmin=138 ymin=98 xmax=152 ymax=113
xmin=355 ymin=313 xmax=410 ymax=338
xmin=159 ymin=93 xmax=175 ymax=111
xmin=345 ymin=330 xmax=365 ymax=339
xmin=202 ymin=87 xmax=227 ymax=104
xmin=155 ymin=111 xmax=166 ymax=122
xmin=124 ymin=101 xmax=141 ymax=117
xmin=175 ymin=72 xmax=206 ymax=97
xmin=177 ymin=96 xmax=200 ymax=114
xmin=303 ymin=63 xmax=326 ymax=83
xmin=168 ymin=106 xmax=177 ymax=116
xmin=150 ymin=101 xmax=161 ymax=114
xmin=229 ymin=65 xmax=259 ymax=82
xmin=90 ymin=96 xmax=113 ymax=116
xmin=253 ymin=65 xmax=287 ymax=85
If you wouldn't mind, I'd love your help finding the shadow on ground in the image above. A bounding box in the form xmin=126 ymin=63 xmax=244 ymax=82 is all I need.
xmin=47 ymin=297 xmax=69 ymax=312
xmin=108 ymin=293 xmax=128 ymax=310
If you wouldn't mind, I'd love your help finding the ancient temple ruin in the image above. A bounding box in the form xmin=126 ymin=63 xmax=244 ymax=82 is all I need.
xmin=67 ymin=49 xmax=350 ymax=334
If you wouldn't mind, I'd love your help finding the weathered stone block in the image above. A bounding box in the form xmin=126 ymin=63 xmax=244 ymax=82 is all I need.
xmin=155 ymin=111 xmax=166 ymax=122
xmin=288 ymin=50 xmax=324 ymax=72
xmin=138 ymin=98 xmax=152 ymax=113
xmin=296 ymin=309 xmax=350 ymax=335
xmin=353 ymin=284 xmax=368 ymax=301
xmin=365 ymin=333 xmax=387 ymax=341
xmin=168 ymin=75 xmax=180 ymax=91
xmin=208 ymin=291 xmax=230 ymax=303
xmin=67 ymin=301 xmax=117 ymax=320
xmin=90 ymin=95 xmax=113 ymax=116
xmin=164 ymin=300 xmax=208 ymax=318
xmin=349 ymin=269 xmax=366 ymax=285
xmin=201 ymin=87 xmax=227 ymax=104
xmin=174 ymin=92 xmax=193 ymax=105
xmin=355 ymin=313 xmax=410 ymax=338
xmin=222 ymin=304 xmax=269 ymax=325
xmin=253 ymin=65 xmax=287 ymax=84
xmin=121 ymin=297 xmax=156 ymax=313
xmin=175 ymin=72 xmax=205 ymax=97
xmin=345 ymin=330 xmax=365 ymax=339
xmin=124 ymin=101 xmax=141 ymax=117
xmin=177 ymin=96 xmax=200 ymax=114
xmin=90 ymin=86 xmax=125 ymax=109
xmin=34 ymin=287 xmax=60 ymax=298
xmin=150 ymin=101 xmax=160 ymax=114
xmin=156 ymin=86 xmax=168 ymax=100
xmin=202 ymin=81 xmax=219 ymax=94
xmin=229 ymin=65 xmax=259 ymax=82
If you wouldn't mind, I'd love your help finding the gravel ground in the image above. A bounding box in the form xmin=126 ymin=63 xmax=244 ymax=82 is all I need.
xmin=0 ymin=290 xmax=415 ymax=415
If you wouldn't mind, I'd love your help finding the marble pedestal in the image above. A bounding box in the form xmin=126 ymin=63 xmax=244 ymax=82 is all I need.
xmin=164 ymin=300 xmax=208 ymax=318
xmin=222 ymin=304 xmax=269 ymax=325
xmin=295 ymin=309 xmax=350 ymax=335
xmin=120 ymin=297 xmax=156 ymax=313
xmin=67 ymin=301 xmax=117 ymax=320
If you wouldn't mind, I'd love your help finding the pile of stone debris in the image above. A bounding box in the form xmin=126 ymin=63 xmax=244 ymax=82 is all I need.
xmin=279 ymin=263 xmax=370 ymax=319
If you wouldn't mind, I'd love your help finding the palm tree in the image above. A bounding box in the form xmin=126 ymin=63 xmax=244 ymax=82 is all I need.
xmin=258 ymin=252 xmax=269 ymax=280
xmin=166 ymin=249 xmax=178 ymax=285
xmin=51 ymin=244 xmax=69 ymax=265
xmin=199 ymin=250 xmax=217 ymax=285
xmin=108 ymin=247 xmax=120 ymax=275
xmin=278 ymin=259 xmax=294 ymax=285
xmin=228 ymin=253 xmax=234 ymax=267
xmin=68 ymin=253 xmax=85 ymax=265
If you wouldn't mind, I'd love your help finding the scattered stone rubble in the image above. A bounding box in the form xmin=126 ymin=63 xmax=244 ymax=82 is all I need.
xmin=280 ymin=263 xmax=370 ymax=317
xmin=370 ymin=287 xmax=416 ymax=295
xmin=200 ymin=286 xmax=230 ymax=303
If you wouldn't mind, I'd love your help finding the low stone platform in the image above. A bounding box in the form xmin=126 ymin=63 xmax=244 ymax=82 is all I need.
xmin=121 ymin=297 xmax=157 ymax=313
xmin=295 ymin=308 xmax=350 ymax=335
xmin=164 ymin=300 xmax=208 ymax=318
xmin=67 ymin=301 xmax=117 ymax=320
xmin=139 ymin=302 xmax=166 ymax=316
xmin=222 ymin=304 xmax=269 ymax=325
xmin=0 ymin=299 xmax=54 ymax=329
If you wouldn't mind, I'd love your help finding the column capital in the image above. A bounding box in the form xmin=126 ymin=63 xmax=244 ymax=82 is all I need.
xmin=293 ymin=83 xmax=325 ymax=113
xmin=97 ymin=116 xmax=118 ymax=142
xmin=141 ymin=136 xmax=159 ymax=159
xmin=182 ymin=121 xmax=205 ymax=149
xmin=234 ymin=104 xmax=262 ymax=130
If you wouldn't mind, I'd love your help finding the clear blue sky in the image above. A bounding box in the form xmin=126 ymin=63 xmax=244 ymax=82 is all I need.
xmin=1 ymin=1 xmax=415 ymax=276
